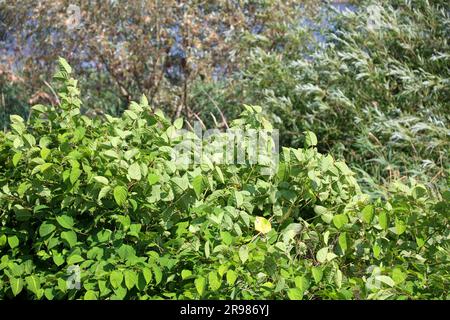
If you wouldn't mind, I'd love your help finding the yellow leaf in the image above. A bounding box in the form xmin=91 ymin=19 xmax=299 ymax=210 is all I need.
xmin=254 ymin=216 xmax=271 ymax=234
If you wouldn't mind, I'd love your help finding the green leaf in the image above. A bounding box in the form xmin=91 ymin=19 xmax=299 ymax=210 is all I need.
xmin=152 ymin=265 xmax=162 ymax=285
xmin=208 ymin=271 xmax=221 ymax=291
xmin=0 ymin=234 xmax=6 ymax=247
xmin=13 ymin=137 xmax=23 ymax=149
xmin=140 ymin=94 xmax=149 ymax=107
xmin=181 ymin=270 xmax=192 ymax=280
xmin=332 ymin=214 xmax=348 ymax=229
xmin=192 ymin=175 xmax=205 ymax=199
xmin=58 ymin=57 xmax=72 ymax=74
xmin=195 ymin=276 xmax=206 ymax=296
xmin=25 ymin=275 xmax=41 ymax=297
xmin=13 ymin=205 xmax=31 ymax=221
xmin=84 ymin=290 xmax=98 ymax=300
xmin=128 ymin=162 xmax=142 ymax=181
xmin=214 ymin=166 xmax=225 ymax=183
xmin=87 ymin=247 xmax=104 ymax=260
xmin=217 ymin=265 xmax=227 ymax=278
xmin=338 ymin=232 xmax=348 ymax=253
xmin=124 ymin=270 xmax=137 ymax=290
xmin=8 ymin=235 xmax=19 ymax=249
xmin=234 ymin=190 xmax=243 ymax=208
xmin=287 ymin=288 xmax=303 ymax=300
xmin=44 ymin=288 xmax=55 ymax=300
xmin=9 ymin=263 xmax=24 ymax=277
xmin=52 ymin=254 xmax=65 ymax=266
xmin=226 ymin=270 xmax=238 ymax=286
xmin=124 ymin=110 xmax=138 ymax=120
xmin=311 ymin=267 xmax=323 ymax=284
xmin=394 ymin=219 xmax=407 ymax=235
xmin=113 ymin=186 xmax=128 ymax=206
xmin=17 ymin=182 xmax=31 ymax=198
xmin=326 ymin=252 xmax=338 ymax=262
xmin=93 ymin=176 xmax=109 ymax=185
xmin=103 ymin=150 xmax=118 ymax=159
xmin=96 ymin=230 xmax=112 ymax=243
xmin=142 ymin=268 xmax=152 ymax=284
xmin=204 ymin=241 xmax=210 ymax=258
xmin=174 ymin=118 xmax=183 ymax=129
xmin=304 ymin=131 xmax=317 ymax=147
xmin=40 ymin=148 xmax=51 ymax=160
xmin=110 ymin=270 xmax=124 ymax=289
xmin=12 ymin=152 xmax=22 ymax=167
xmin=67 ymin=254 xmax=84 ymax=265
xmin=412 ymin=185 xmax=427 ymax=199
xmin=147 ymin=173 xmax=160 ymax=185
xmin=281 ymin=223 xmax=302 ymax=243
xmin=321 ymin=212 xmax=333 ymax=224
xmin=323 ymin=231 xmax=330 ymax=245
xmin=361 ymin=205 xmax=374 ymax=224
xmin=220 ymin=231 xmax=233 ymax=245
xmin=39 ymin=222 xmax=56 ymax=237
xmin=376 ymin=275 xmax=395 ymax=287
xmin=294 ymin=276 xmax=309 ymax=293
xmin=129 ymin=101 xmax=143 ymax=114
xmin=335 ymin=269 xmax=343 ymax=288
xmin=10 ymin=278 xmax=23 ymax=296
xmin=172 ymin=176 xmax=189 ymax=191
xmin=39 ymin=162 xmax=53 ymax=173
xmin=10 ymin=114 xmax=24 ymax=124
xmin=373 ymin=243 xmax=381 ymax=259
xmin=117 ymin=244 xmax=136 ymax=260
xmin=392 ymin=268 xmax=407 ymax=284
xmin=23 ymin=134 xmax=36 ymax=147
xmin=70 ymin=167 xmax=82 ymax=184
xmin=61 ymin=230 xmax=77 ymax=247
xmin=98 ymin=186 xmax=111 ymax=201
xmin=108 ymin=283 xmax=125 ymax=298
xmin=316 ymin=247 xmax=328 ymax=263
xmin=314 ymin=205 xmax=330 ymax=219
xmin=136 ymin=272 xmax=147 ymax=291
xmin=56 ymin=215 xmax=74 ymax=229
xmin=44 ymin=288 xmax=56 ymax=300
xmin=379 ymin=211 xmax=389 ymax=230
xmin=254 ymin=216 xmax=272 ymax=234
xmin=239 ymin=245 xmax=249 ymax=264
xmin=57 ymin=278 xmax=67 ymax=293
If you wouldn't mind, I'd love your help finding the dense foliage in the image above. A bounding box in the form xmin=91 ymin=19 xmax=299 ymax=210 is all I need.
xmin=0 ymin=60 xmax=448 ymax=300
xmin=216 ymin=0 xmax=449 ymax=187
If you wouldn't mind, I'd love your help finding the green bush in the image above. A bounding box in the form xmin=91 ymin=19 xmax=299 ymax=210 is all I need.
xmin=0 ymin=59 xmax=448 ymax=300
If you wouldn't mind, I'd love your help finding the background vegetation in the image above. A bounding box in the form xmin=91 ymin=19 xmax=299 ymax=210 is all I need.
xmin=0 ymin=0 xmax=448 ymax=300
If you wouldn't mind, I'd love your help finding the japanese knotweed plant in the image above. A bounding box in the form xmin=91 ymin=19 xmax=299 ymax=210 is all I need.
xmin=0 ymin=59 xmax=448 ymax=300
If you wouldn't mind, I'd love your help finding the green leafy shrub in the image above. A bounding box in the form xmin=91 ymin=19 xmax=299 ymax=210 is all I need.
xmin=0 ymin=59 xmax=448 ymax=300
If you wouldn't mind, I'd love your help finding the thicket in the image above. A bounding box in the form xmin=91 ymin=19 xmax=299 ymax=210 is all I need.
xmin=0 ymin=59 xmax=448 ymax=300
xmin=0 ymin=0 xmax=448 ymax=300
